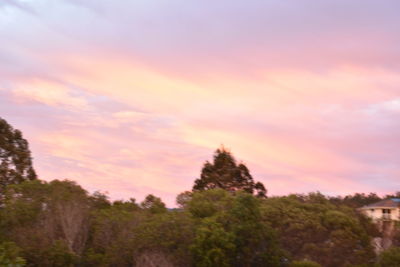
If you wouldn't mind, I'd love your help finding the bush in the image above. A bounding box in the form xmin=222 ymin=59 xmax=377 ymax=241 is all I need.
xmin=378 ymin=247 xmax=400 ymax=267
xmin=0 ymin=242 xmax=26 ymax=266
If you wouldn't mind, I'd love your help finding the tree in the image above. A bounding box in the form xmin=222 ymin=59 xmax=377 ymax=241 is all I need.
xmin=191 ymin=218 xmax=235 ymax=267
xmin=261 ymin=194 xmax=376 ymax=267
xmin=141 ymin=194 xmax=167 ymax=214
xmin=45 ymin=180 xmax=91 ymax=255
xmin=188 ymin=189 xmax=282 ymax=267
xmin=329 ymin=192 xmax=382 ymax=208
xmin=85 ymin=199 xmax=141 ymax=266
xmin=134 ymin=211 xmax=195 ymax=267
xmin=227 ymin=192 xmax=282 ymax=266
xmin=193 ymin=147 xmax=267 ymax=197
xmin=0 ymin=117 xmax=37 ymax=193
xmin=176 ymin=191 xmax=193 ymax=208
xmin=1 ymin=180 xmax=92 ymax=265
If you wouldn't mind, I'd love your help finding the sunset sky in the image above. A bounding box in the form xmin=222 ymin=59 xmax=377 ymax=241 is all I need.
xmin=1 ymin=0 xmax=400 ymax=206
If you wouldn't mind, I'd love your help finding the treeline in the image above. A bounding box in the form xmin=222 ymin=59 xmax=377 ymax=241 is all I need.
xmin=1 ymin=117 xmax=400 ymax=267
xmin=3 ymin=179 xmax=400 ymax=267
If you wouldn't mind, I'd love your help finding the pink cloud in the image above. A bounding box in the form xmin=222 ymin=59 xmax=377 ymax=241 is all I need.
xmin=1 ymin=0 xmax=400 ymax=206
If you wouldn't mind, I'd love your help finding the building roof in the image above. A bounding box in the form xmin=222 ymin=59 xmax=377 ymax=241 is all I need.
xmin=361 ymin=198 xmax=400 ymax=209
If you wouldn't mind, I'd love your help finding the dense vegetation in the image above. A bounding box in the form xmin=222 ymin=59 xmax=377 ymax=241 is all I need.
xmin=193 ymin=147 xmax=267 ymax=197
xmin=0 ymin=117 xmax=37 ymax=194
xmin=1 ymin=117 xmax=400 ymax=267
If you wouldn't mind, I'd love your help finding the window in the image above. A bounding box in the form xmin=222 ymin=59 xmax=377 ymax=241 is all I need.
xmin=383 ymin=209 xmax=391 ymax=214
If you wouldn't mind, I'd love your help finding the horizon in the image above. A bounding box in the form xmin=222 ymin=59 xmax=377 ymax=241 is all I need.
xmin=1 ymin=0 xmax=400 ymax=206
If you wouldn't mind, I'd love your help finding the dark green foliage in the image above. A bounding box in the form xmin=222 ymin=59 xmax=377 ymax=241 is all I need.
xmin=176 ymin=190 xmax=193 ymax=208
xmin=141 ymin=194 xmax=167 ymax=214
xmin=40 ymin=241 xmax=78 ymax=267
xmin=0 ymin=178 xmax=396 ymax=267
xmin=191 ymin=218 xmax=235 ymax=267
xmin=193 ymin=147 xmax=267 ymax=197
xmin=189 ymin=189 xmax=283 ymax=267
xmin=378 ymin=247 xmax=400 ymax=267
xmin=0 ymin=242 xmax=26 ymax=266
xmin=228 ymin=193 xmax=282 ymax=267
xmin=329 ymin=193 xmax=382 ymax=208
xmin=86 ymin=197 xmax=194 ymax=266
xmin=188 ymin=188 xmax=233 ymax=218
xmin=134 ymin=211 xmax=195 ymax=266
xmin=0 ymin=180 xmax=91 ymax=266
xmin=383 ymin=192 xmax=400 ymax=199
xmin=85 ymin=199 xmax=142 ymax=266
xmin=0 ymin=117 xmax=37 ymax=194
xmin=262 ymin=193 xmax=376 ymax=267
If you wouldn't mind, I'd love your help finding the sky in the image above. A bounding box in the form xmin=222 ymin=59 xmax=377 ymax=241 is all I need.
xmin=1 ymin=0 xmax=400 ymax=206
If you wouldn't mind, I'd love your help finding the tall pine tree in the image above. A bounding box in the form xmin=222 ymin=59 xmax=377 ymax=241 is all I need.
xmin=0 ymin=117 xmax=37 ymax=193
xmin=193 ymin=147 xmax=267 ymax=197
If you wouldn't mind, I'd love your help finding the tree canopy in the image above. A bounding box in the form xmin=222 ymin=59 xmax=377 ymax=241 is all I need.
xmin=0 ymin=117 xmax=37 ymax=193
xmin=193 ymin=147 xmax=267 ymax=197
xmin=262 ymin=193 xmax=376 ymax=267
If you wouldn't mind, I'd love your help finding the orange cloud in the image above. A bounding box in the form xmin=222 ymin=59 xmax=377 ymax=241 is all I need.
xmin=2 ymin=0 xmax=400 ymax=206
xmin=11 ymin=79 xmax=89 ymax=110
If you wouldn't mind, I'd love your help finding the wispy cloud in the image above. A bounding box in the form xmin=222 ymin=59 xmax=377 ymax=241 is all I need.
xmin=1 ymin=0 xmax=400 ymax=205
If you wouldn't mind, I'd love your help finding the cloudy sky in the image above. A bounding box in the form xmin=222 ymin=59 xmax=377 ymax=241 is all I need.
xmin=1 ymin=0 xmax=400 ymax=205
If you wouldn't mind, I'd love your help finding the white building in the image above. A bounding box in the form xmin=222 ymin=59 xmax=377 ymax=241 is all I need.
xmin=360 ymin=198 xmax=400 ymax=221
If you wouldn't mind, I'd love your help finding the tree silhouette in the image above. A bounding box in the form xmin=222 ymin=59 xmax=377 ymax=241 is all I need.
xmin=0 ymin=117 xmax=37 ymax=193
xmin=193 ymin=147 xmax=267 ymax=197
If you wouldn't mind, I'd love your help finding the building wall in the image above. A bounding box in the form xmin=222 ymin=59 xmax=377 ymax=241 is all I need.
xmin=363 ymin=208 xmax=400 ymax=221
xmin=393 ymin=208 xmax=400 ymax=221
